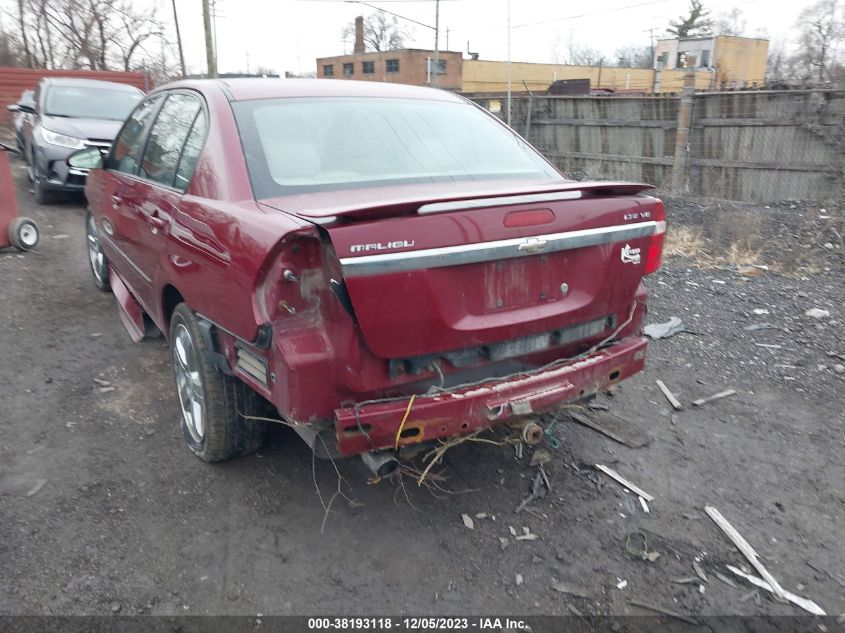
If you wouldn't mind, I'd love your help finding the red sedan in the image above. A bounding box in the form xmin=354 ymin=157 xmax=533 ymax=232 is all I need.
xmin=70 ymin=79 xmax=665 ymax=475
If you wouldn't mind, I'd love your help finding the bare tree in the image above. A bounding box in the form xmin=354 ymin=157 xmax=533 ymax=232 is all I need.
xmin=667 ymin=0 xmax=712 ymax=38
xmin=567 ymin=41 xmax=603 ymax=66
xmin=793 ymin=0 xmax=843 ymax=83
xmin=612 ymin=44 xmax=652 ymax=67
xmin=3 ymin=0 xmax=167 ymax=71
xmin=713 ymin=8 xmax=746 ymax=36
xmin=342 ymin=12 xmax=408 ymax=52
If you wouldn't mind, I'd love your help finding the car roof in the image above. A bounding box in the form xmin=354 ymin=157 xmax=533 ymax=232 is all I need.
xmin=43 ymin=77 xmax=143 ymax=92
xmin=158 ymin=78 xmax=464 ymax=103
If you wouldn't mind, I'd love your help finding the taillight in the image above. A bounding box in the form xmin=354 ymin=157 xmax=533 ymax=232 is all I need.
xmin=644 ymin=201 xmax=666 ymax=275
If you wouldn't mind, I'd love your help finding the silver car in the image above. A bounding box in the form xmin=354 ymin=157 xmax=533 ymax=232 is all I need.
xmin=16 ymin=77 xmax=143 ymax=204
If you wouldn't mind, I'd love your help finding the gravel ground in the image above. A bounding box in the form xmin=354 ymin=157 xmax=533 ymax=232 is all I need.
xmin=1 ymin=153 xmax=843 ymax=619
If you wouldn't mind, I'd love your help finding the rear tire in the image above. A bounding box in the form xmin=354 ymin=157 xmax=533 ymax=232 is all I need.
xmin=7 ymin=217 xmax=39 ymax=251
xmin=169 ymin=303 xmax=267 ymax=462
xmin=85 ymin=211 xmax=110 ymax=291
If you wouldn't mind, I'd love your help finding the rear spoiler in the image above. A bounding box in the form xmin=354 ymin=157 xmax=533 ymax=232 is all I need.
xmin=269 ymin=181 xmax=656 ymax=224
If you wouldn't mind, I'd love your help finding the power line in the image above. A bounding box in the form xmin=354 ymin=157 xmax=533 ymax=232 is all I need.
xmin=512 ymin=0 xmax=673 ymax=29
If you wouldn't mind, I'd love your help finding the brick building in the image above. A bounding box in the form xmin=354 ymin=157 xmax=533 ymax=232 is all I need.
xmin=316 ymin=16 xmax=462 ymax=90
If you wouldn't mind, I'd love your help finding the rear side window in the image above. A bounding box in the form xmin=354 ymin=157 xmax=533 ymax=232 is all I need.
xmin=174 ymin=110 xmax=208 ymax=191
xmin=108 ymin=95 xmax=163 ymax=174
xmin=139 ymin=93 xmax=202 ymax=188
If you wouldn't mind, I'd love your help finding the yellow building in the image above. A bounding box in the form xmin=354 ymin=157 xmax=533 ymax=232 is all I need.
xmin=461 ymin=60 xmax=711 ymax=95
xmin=653 ymin=35 xmax=769 ymax=89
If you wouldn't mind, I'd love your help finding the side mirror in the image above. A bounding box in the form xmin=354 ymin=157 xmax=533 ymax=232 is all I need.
xmin=6 ymin=104 xmax=20 ymax=113
xmin=67 ymin=147 xmax=104 ymax=171
xmin=15 ymin=103 xmax=36 ymax=114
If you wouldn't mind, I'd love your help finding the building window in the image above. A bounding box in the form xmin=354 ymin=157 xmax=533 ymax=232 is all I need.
xmin=343 ymin=63 xmax=354 ymax=76
xmin=699 ymin=50 xmax=710 ymax=67
xmin=437 ymin=59 xmax=447 ymax=73
xmin=386 ymin=59 xmax=400 ymax=73
xmin=362 ymin=61 xmax=375 ymax=74
xmin=323 ymin=64 xmax=334 ymax=76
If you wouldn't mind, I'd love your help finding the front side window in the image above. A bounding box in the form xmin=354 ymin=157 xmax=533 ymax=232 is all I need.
xmin=362 ymin=61 xmax=375 ymax=74
xmin=343 ymin=63 xmax=354 ymax=76
xmin=108 ymin=95 xmax=163 ymax=174
xmin=45 ymin=86 xmax=142 ymax=121
xmin=232 ymin=97 xmax=558 ymax=198
xmin=323 ymin=64 xmax=334 ymax=76
xmin=139 ymin=93 xmax=203 ymax=187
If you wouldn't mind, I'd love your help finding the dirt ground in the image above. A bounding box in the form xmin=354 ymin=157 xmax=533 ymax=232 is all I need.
xmin=1 ymin=148 xmax=843 ymax=620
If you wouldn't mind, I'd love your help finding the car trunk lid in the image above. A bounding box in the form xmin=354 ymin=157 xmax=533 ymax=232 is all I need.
xmin=260 ymin=181 xmax=662 ymax=360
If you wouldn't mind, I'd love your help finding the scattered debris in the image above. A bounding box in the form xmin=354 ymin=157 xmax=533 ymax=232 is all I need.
xmin=692 ymin=389 xmax=736 ymax=406
xmin=516 ymin=470 xmax=548 ymax=514
xmin=616 ymin=579 xmax=628 ymax=590
xmin=627 ymin=600 xmax=699 ymax=625
xmin=595 ymin=464 xmax=654 ymax=502
xmin=656 ymin=380 xmax=683 ymax=411
xmin=644 ymin=317 xmax=684 ymax=339
xmin=672 ymin=576 xmax=699 ymax=585
xmin=92 ymin=378 xmax=111 ymax=387
xmin=529 ymin=448 xmax=551 ymax=467
xmin=714 ymin=571 xmax=738 ymax=588
xmin=706 ymin=506 xmax=826 ymax=616
xmin=567 ymin=410 xmax=651 ymax=448
xmin=461 ymin=514 xmax=474 ymax=530
xmin=515 ymin=573 xmax=523 ymax=587
xmin=498 ymin=537 xmax=510 ymax=550
xmin=738 ymin=589 xmax=759 ymax=603
xmin=727 ymin=565 xmax=826 ymax=616
xmin=754 ymin=343 xmax=782 ymax=349
xmin=805 ymin=308 xmax=831 ymax=319
xmin=475 ymin=512 xmax=488 ymax=520
xmin=550 ymin=580 xmax=590 ymax=598
xmin=509 ymin=526 xmax=517 ymax=536
xmin=586 ymin=401 xmax=609 ymax=411
xmin=97 ymin=386 xmax=116 ymax=394
xmin=25 ymin=479 xmax=47 ymax=497
xmin=625 ymin=532 xmax=659 ymax=562
xmin=110 ymin=602 xmax=121 ymax=613
xmin=639 ymin=497 xmax=650 ymax=514
xmin=693 ymin=558 xmax=708 ymax=583
xmin=752 ymin=308 xmax=770 ymax=315
xmin=515 ymin=527 xmax=538 ymax=541
xmin=566 ymin=604 xmax=584 ymax=616
xmin=744 ymin=323 xmax=776 ymax=331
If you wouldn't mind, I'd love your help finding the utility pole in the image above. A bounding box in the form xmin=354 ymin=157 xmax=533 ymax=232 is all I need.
xmin=202 ymin=0 xmax=217 ymax=77
xmin=172 ymin=0 xmax=186 ymax=77
xmin=432 ymin=0 xmax=440 ymax=88
xmin=506 ymin=0 xmax=511 ymax=126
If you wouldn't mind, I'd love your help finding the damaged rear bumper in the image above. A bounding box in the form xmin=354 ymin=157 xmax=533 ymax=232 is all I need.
xmin=334 ymin=335 xmax=647 ymax=455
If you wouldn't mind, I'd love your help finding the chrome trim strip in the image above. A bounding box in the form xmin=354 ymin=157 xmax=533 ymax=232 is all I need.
xmin=339 ymin=220 xmax=657 ymax=277
xmin=417 ymin=190 xmax=582 ymax=215
xmin=100 ymin=232 xmax=151 ymax=283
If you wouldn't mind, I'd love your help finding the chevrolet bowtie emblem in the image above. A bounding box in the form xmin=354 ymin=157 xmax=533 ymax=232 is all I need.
xmin=518 ymin=237 xmax=549 ymax=253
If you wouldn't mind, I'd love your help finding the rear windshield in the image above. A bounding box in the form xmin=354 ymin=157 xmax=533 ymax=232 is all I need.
xmin=45 ymin=86 xmax=143 ymax=121
xmin=232 ymin=97 xmax=558 ymax=197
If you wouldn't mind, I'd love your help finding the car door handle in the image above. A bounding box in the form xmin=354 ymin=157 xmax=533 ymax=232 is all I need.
xmin=148 ymin=215 xmax=167 ymax=230
xmin=111 ymin=194 xmax=121 ymax=209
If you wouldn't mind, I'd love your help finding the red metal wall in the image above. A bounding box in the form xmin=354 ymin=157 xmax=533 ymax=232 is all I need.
xmin=0 ymin=67 xmax=151 ymax=125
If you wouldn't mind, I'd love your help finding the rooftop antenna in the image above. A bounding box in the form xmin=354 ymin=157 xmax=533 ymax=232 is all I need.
xmin=467 ymin=40 xmax=478 ymax=60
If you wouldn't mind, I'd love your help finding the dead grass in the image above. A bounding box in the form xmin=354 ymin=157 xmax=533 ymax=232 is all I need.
xmin=664 ymin=226 xmax=708 ymax=262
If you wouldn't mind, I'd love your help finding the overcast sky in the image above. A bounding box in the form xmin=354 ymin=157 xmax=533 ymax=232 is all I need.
xmin=1 ymin=0 xmax=816 ymax=75
xmin=167 ymin=0 xmax=812 ymax=76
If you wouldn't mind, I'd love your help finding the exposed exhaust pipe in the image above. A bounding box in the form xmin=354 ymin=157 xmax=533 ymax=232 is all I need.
xmin=361 ymin=451 xmax=399 ymax=478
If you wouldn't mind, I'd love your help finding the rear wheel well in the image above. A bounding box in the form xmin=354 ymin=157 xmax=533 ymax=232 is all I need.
xmin=161 ymin=285 xmax=185 ymax=331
